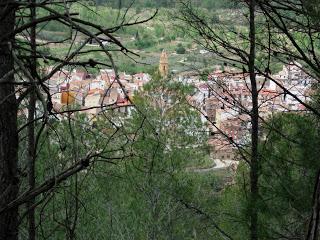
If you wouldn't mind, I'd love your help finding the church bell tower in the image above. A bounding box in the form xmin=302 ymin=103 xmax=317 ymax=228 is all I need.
xmin=159 ymin=50 xmax=169 ymax=77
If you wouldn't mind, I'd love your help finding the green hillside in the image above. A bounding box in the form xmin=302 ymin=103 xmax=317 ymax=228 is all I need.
xmin=95 ymin=0 xmax=239 ymax=9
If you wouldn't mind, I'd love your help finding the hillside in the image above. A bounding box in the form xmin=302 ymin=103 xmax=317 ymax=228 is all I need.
xmin=95 ymin=0 xmax=239 ymax=9
xmin=38 ymin=4 xmax=243 ymax=74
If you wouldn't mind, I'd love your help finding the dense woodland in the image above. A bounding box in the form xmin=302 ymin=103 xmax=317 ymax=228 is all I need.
xmin=1 ymin=0 xmax=320 ymax=240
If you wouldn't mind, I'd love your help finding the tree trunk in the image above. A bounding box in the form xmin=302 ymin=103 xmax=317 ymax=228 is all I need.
xmin=27 ymin=0 xmax=37 ymax=239
xmin=248 ymin=0 xmax=259 ymax=240
xmin=27 ymin=0 xmax=37 ymax=240
xmin=306 ymin=170 xmax=320 ymax=240
xmin=0 ymin=2 xmax=19 ymax=240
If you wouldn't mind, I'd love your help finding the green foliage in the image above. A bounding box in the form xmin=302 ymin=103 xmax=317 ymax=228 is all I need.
xmin=86 ymin=79 xmax=209 ymax=238
xmin=176 ymin=43 xmax=186 ymax=54
xmin=216 ymin=113 xmax=320 ymax=239
xmin=96 ymin=0 xmax=239 ymax=9
xmin=257 ymin=113 xmax=320 ymax=239
xmin=154 ymin=24 xmax=165 ymax=38
xmin=97 ymin=0 xmax=175 ymax=8
xmin=303 ymin=0 xmax=320 ymax=20
xmin=37 ymin=30 xmax=68 ymax=42
xmin=201 ymin=0 xmax=240 ymax=9
xmin=135 ymin=37 xmax=156 ymax=49
xmin=28 ymin=77 xmax=221 ymax=239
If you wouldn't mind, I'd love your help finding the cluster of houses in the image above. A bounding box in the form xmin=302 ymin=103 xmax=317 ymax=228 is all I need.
xmin=46 ymin=67 xmax=151 ymax=118
xmin=186 ymin=62 xmax=314 ymax=161
xmin=46 ymin=50 xmax=170 ymax=119
xmin=45 ymin=50 xmax=314 ymax=165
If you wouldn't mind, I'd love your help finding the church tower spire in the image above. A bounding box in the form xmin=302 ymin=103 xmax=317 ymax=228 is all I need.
xmin=159 ymin=49 xmax=169 ymax=77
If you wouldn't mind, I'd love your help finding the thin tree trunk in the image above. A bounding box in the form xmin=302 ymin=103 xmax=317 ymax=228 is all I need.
xmin=27 ymin=0 xmax=37 ymax=239
xmin=248 ymin=0 xmax=259 ymax=240
xmin=306 ymin=170 xmax=320 ymax=240
xmin=0 ymin=1 xmax=19 ymax=240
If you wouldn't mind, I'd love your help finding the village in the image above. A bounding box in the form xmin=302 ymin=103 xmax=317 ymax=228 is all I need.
xmin=46 ymin=50 xmax=314 ymax=167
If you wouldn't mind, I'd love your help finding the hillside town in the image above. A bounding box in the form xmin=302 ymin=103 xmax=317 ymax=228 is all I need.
xmin=188 ymin=62 xmax=314 ymax=162
xmin=46 ymin=50 xmax=314 ymax=165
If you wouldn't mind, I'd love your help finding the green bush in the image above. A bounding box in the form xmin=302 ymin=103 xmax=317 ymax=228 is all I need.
xmin=176 ymin=43 xmax=186 ymax=54
xmin=135 ymin=33 xmax=156 ymax=49
xmin=154 ymin=24 xmax=165 ymax=38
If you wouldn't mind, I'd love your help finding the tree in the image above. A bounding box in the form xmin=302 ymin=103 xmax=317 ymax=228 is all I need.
xmin=0 ymin=1 xmax=157 ymax=238
xmin=27 ymin=1 xmax=37 ymax=239
xmin=252 ymin=1 xmax=320 ymax=238
xmin=0 ymin=1 xmax=19 ymax=239
xmin=31 ymin=76 xmax=213 ymax=239
xmin=177 ymin=0 xmax=320 ymax=239
xmin=259 ymin=113 xmax=320 ymax=239
xmin=219 ymin=113 xmax=320 ymax=239
xmin=176 ymin=43 xmax=186 ymax=54
xmin=130 ymin=77 xmax=203 ymax=238
xmin=178 ymin=1 xmax=261 ymax=239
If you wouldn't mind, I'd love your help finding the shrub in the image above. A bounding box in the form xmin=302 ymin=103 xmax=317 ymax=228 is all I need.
xmin=176 ymin=44 xmax=186 ymax=54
